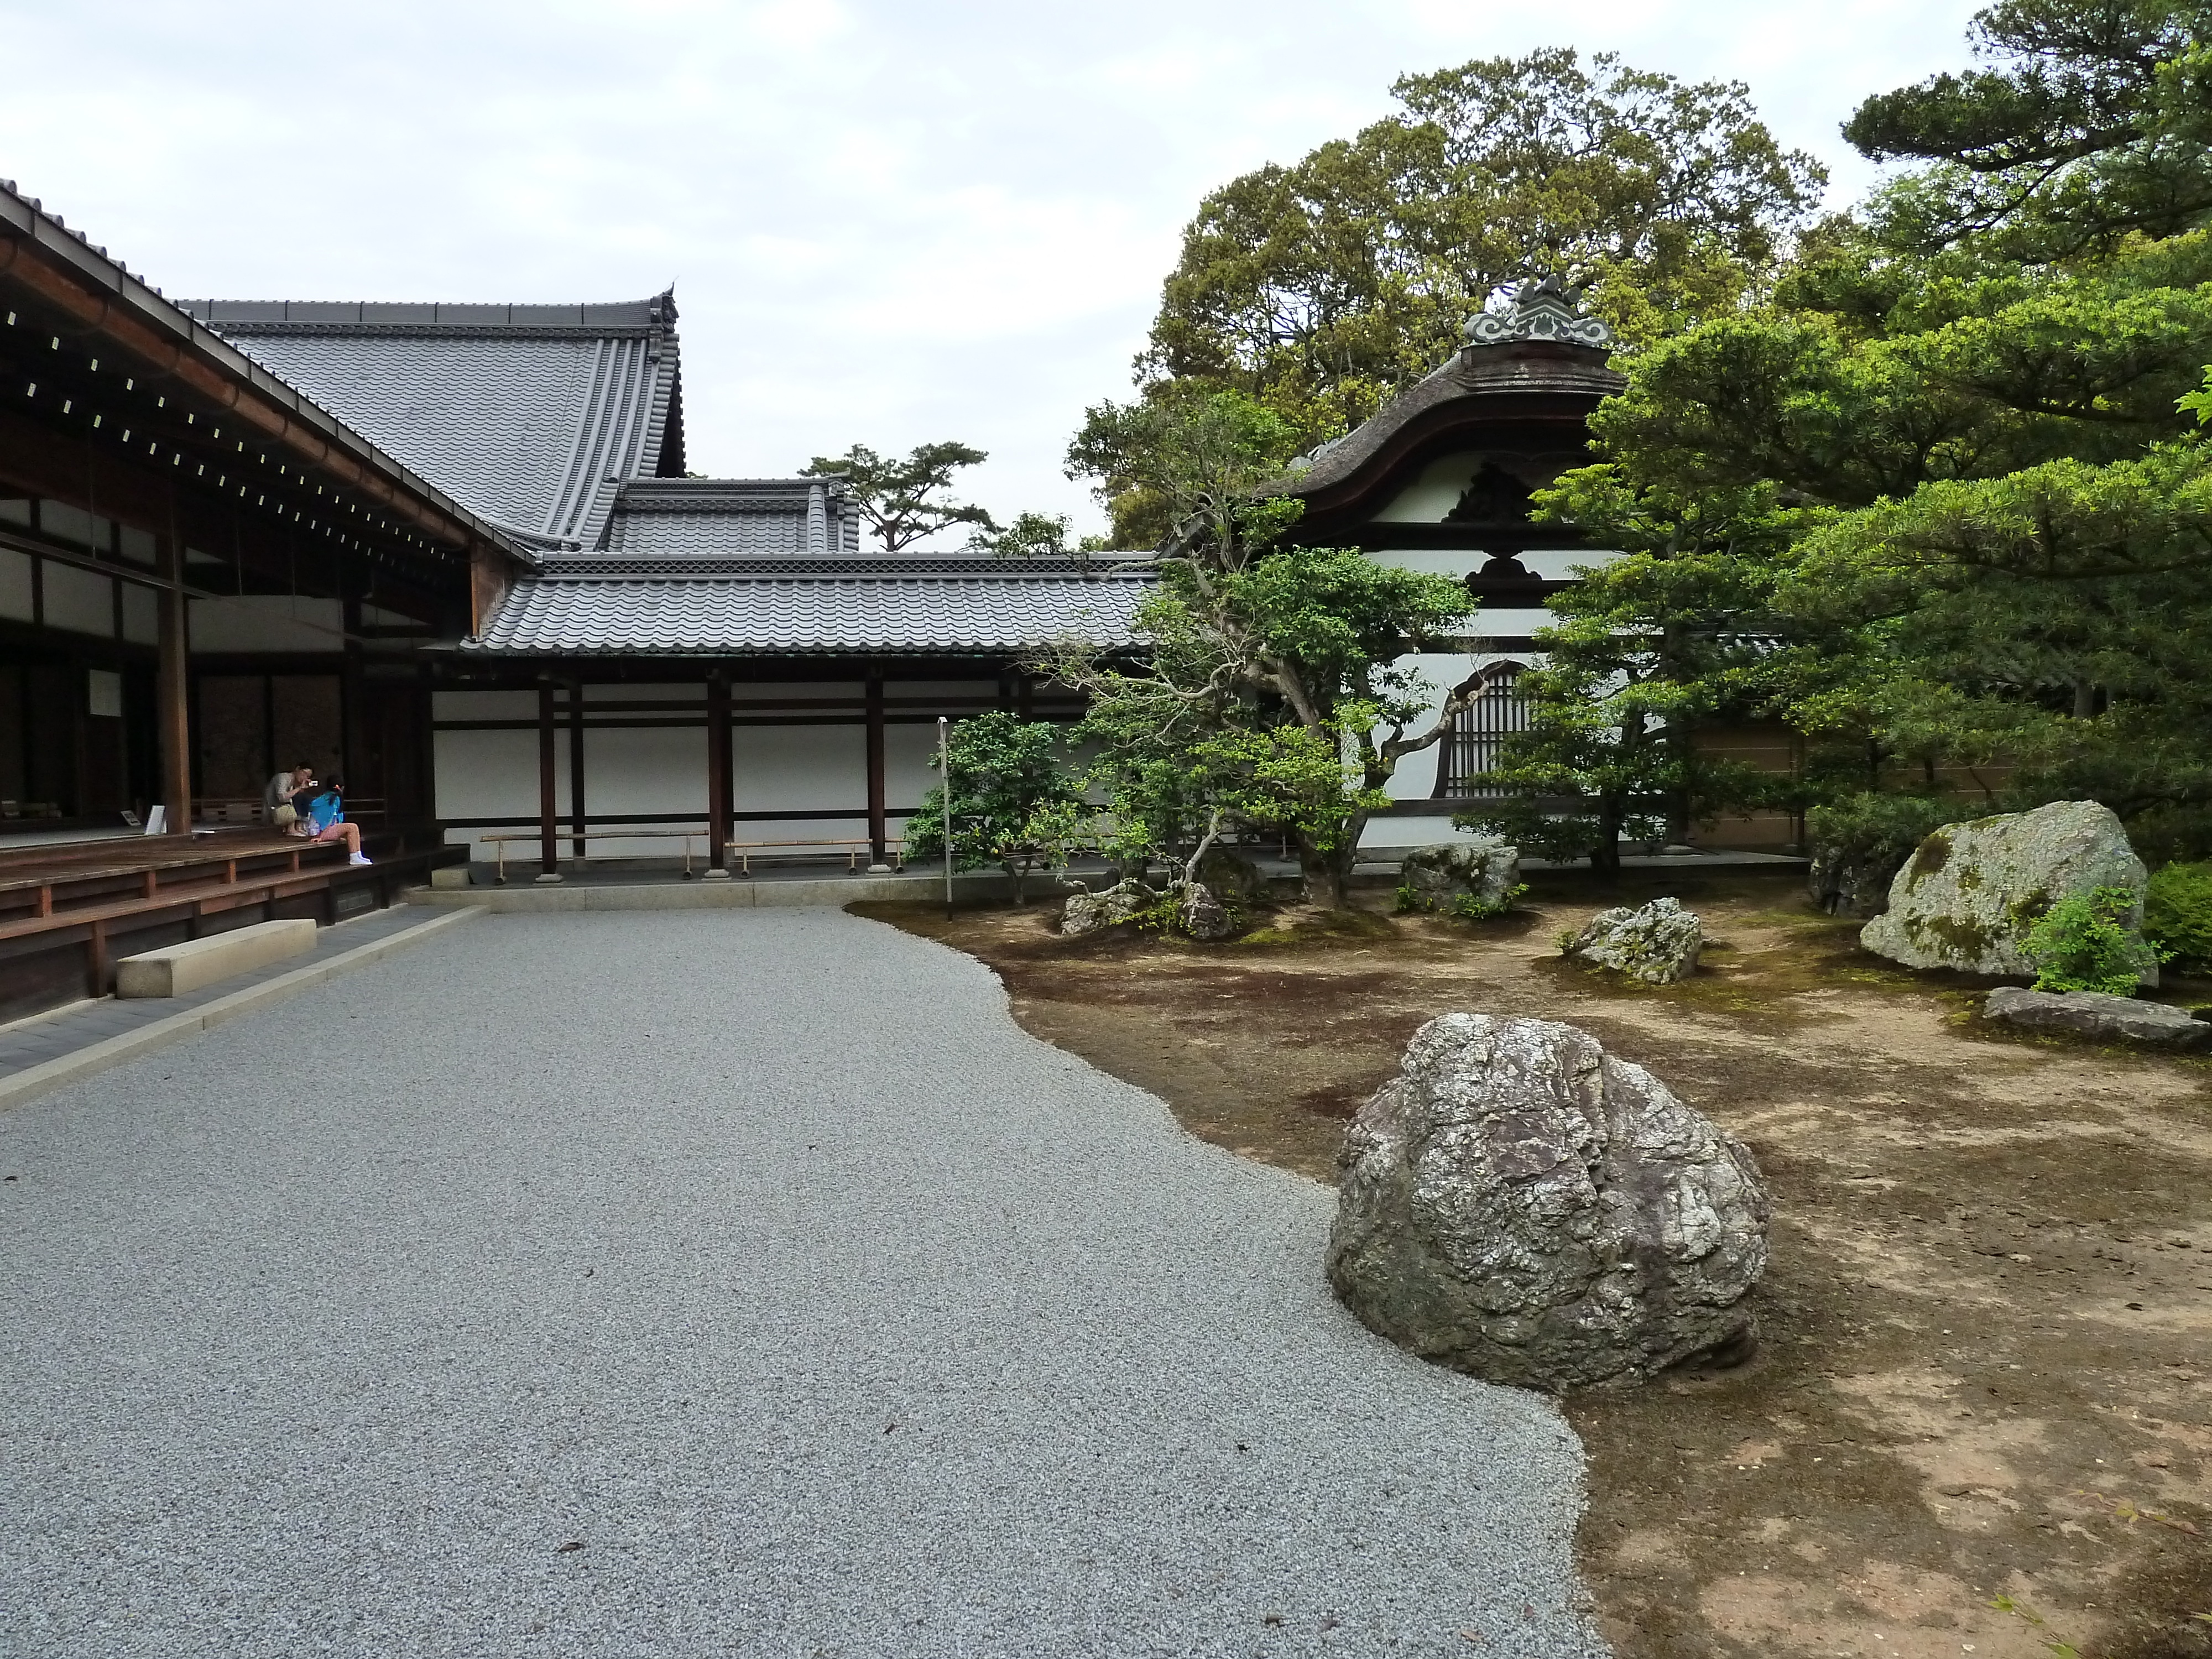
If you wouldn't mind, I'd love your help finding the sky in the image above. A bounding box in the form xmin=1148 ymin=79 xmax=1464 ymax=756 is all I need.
xmin=1 ymin=0 xmax=1985 ymax=543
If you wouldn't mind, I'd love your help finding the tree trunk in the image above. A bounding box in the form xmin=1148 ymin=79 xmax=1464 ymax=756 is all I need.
xmin=1666 ymin=723 xmax=1694 ymax=847
xmin=1295 ymin=828 xmax=1360 ymax=910
xmin=1589 ymin=794 xmax=1626 ymax=881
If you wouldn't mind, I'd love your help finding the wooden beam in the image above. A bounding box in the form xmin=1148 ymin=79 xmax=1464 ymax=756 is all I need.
xmin=865 ymin=674 xmax=887 ymax=866
xmin=706 ymin=673 xmax=732 ymax=875
xmin=568 ymin=680 xmax=587 ymax=859
xmin=536 ymin=681 xmax=559 ymax=882
xmin=158 ymin=487 xmax=191 ymax=834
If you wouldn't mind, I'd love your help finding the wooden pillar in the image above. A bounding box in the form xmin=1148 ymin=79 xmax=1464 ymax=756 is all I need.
xmin=158 ymin=491 xmax=191 ymax=837
xmin=535 ymin=681 xmax=560 ymax=883
xmin=705 ymin=673 xmax=732 ymax=877
xmin=567 ymin=680 xmax=587 ymax=858
xmin=865 ymin=672 xmax=888 ymax=868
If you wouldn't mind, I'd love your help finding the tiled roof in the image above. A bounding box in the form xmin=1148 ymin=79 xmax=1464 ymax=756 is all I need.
xmin=0 ymin=180 xmax=529 ymax=564
xmin=181 ymin=294 xmax=682 ymax=550
xmin=465 ymin=558 xmax=1151 ymax=656
xmin=606 ymin=478 xmax=863 ymax=555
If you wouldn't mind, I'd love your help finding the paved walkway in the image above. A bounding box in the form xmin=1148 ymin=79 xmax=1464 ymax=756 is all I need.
xmin=0 ymin=910 xmax=1602 ymax=1658
xmin=0 ymin=905 xmax=434 ymax=1083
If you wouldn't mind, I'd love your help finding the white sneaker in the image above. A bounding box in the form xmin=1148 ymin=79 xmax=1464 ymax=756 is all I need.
xmin=349 ymin=852 xmax=372 ymax=865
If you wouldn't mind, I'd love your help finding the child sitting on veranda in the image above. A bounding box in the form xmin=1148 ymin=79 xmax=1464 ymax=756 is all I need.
xmin=298 ymin=777 xmax=371 ymax=865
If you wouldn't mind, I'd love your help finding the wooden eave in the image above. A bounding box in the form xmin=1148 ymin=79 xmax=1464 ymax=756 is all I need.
xmin=0 ymin=188 xmax=530 ymax=588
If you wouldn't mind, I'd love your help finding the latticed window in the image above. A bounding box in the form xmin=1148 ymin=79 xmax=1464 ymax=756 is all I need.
xmin=1437 ymin=664 xmax=1532 ymax=798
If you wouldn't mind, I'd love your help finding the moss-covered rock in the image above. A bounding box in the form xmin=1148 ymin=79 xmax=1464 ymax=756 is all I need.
xmin=1860 ymin=800 xmax=2151 ymax=981
xmin=1563 ymin=896 xmax=1703 ymax=984
xmin=1398 ymin=838 xmax=1521 ymax=917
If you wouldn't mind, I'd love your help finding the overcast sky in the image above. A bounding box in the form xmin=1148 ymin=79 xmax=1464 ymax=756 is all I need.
xmin=2 ymin=1 xmax=1983 ymax=542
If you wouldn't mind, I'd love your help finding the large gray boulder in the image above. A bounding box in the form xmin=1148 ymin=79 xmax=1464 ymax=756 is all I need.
xmin=1984 ymin=987 xmax=2211 ymax=1050
xmin=1400 ymin=838 xmax=1521 ymax=916
xmin=1861 ymin=800 xmax=2151 ymax=981
xmin=1563 ymin=896 xmax=1702 ymax=984
xmin=1061 ymin=879 xmax=1156 ymax=938
xmin=1329 ymin=1014 xmax=1769 ymax=1392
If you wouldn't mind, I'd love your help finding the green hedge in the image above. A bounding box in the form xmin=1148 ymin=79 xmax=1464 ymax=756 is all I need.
xmin=2146 ymin=861 xmax=2212 ymax=977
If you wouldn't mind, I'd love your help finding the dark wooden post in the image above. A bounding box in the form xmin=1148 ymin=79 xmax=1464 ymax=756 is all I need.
xmin=158 ymin=489 xmax=191 ymax=837
xmin=535 ymin=680 xmax=561 ymax=883
xmin=567 ymin=680 xmax=587 ymax=858
xmin=705 ymin=672 xmax=732 ymax=878
xmin=865 ymin=673 xmax=889 ymax=868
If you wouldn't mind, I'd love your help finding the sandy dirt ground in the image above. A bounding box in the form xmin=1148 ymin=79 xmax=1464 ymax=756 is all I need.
xmin=855 ymin=871 xmax=2212 ymax=1659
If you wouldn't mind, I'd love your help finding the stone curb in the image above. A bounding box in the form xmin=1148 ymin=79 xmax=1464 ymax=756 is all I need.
xmin=0 ymin=907 xmax=482 ymax=1112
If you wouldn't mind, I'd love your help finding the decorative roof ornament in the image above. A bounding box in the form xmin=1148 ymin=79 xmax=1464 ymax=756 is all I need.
xmin=1464 ymin=274 xmax=1613 ymax=348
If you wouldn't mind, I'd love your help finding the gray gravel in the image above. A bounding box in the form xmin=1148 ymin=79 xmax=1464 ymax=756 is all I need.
xmin=0 ymin=909 xmax=1604 ymax=1658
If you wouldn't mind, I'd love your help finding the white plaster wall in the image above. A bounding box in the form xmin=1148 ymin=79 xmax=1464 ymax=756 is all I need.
xmin=733 ymin=723 xmax=866 ymax=812
xmin=587 ymin=683 xmax=703 ymax=704
xmin=896 ymin=680 xmax=1001 ymax=700
xmin=434 ymin=690 xmax=538 ymax=721
xmin=585 ymin=726 xmax=706 ymax=816
xmin=884 ymin=720 xmax=942 ymax=821
xmin=435 ymin=727 xmax=562 ymax=854
xmin=1466 ymin=607 xmax=1557 ymax=637
xmin=732 ymin=681 xmax=861 ymax=707
xmin=581 ymin=725 xmax=708 ymax=860
xmin=1370 ymin=452 xmax=1485 ymax=521
xmin=1364 ymin=547 xmax=1483 ymax=578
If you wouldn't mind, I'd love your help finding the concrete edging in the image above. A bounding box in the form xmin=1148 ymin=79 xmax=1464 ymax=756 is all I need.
xmin=0 ymin=907 xmax=482 ymax=1112
xmin=409 ymin=872 xmax=1018 ymax=911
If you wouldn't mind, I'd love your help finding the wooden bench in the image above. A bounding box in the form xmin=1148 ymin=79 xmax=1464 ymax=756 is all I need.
xmin=725 ymin=838 xmax=905 ymax=875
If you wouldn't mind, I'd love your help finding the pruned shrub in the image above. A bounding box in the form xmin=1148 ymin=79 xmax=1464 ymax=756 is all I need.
xmin=2022 ymin=886 xmax=2160 ymax=995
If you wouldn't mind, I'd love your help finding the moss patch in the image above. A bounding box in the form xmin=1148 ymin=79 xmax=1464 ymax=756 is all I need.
xmin=1906 ymin=830 xmax=1953 ymax=887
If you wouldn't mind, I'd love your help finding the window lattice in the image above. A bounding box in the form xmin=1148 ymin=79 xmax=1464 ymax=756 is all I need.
xmin=1439 ymin=665 xmax=1531 ymax=798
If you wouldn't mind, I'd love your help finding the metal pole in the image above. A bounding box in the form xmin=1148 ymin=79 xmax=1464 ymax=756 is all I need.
xmin=939 ymin=716 xmax=953 ymax=918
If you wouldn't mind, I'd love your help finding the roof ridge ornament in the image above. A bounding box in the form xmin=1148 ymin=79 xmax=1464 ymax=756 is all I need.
xmin=1464 ymin=274 xmax=1613 ymax=348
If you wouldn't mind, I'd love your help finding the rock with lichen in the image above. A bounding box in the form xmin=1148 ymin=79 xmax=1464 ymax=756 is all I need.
xmin=1983 ymin=987 xmax=2208 ymax=1048
xmin=1328 ymin=1013 xmax=1770 ymax=1392
xmin=1563 ymin=896 xmax=1702 ymax=984
xmin=1860 ymin=800 xmax=2151 ymax=981
xmin=1176 ymin=881 xmax=1235 ymax=941
xmin=1400 ymin=838 xmax=1521 ymax=916
xmin=1061 ymin=879 xmax=1156 ymax=938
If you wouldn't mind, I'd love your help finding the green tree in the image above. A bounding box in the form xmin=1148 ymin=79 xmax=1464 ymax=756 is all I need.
xmin=1566 ymin=1 xmax=2212 ymax=854
xmin=966 ymin=510 xmax=1084 ymax=559
xmin=800 ymin=441 xmax=995 ymax=554
xmin=903 ymin=712 xmax=1079 ymax=904
xmin=1844 ymin=0 xmax=2212 ymax=259
xmin=1079 ymin=49 xmax=1823 ymax=524
xmin=1455 ymin=470 xmax=1817 ymax=874
xmin=1050 ymin=392 xmax=1504 ymax=906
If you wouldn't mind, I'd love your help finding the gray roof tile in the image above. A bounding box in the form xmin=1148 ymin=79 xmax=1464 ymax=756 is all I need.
xmin=605 ymin=478 xmax=863 ymax=555
xmin=181 ymin=294 xmax=680 ymax=549
xmin=466 ymin=561 xmax=1149 ymax=656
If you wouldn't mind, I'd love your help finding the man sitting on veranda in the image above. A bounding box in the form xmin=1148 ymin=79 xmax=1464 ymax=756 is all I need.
xmin=264 ymin=761 xmax=315 ymax=830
